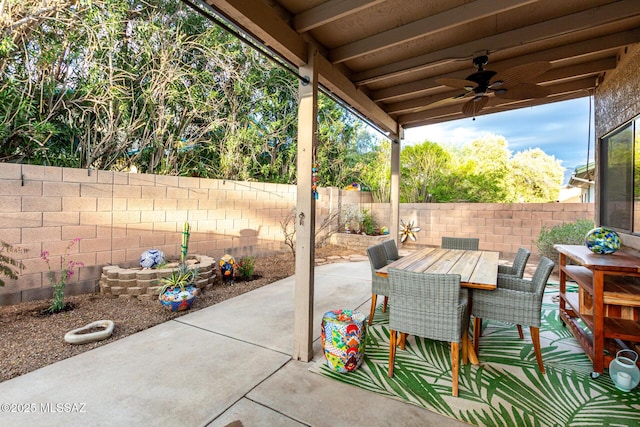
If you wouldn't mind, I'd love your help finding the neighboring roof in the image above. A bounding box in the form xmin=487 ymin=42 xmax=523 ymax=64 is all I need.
xmin=195 ymin=0 xmax=640 ymax=138
xmin=569 ymin=162 xmax=596 ymax=188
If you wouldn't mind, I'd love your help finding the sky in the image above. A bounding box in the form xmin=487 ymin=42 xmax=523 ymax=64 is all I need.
xmin=402 ymin=97 xmax=595 ymax=176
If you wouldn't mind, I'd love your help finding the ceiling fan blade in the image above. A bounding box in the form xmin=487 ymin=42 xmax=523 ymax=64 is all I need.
xmin=462 ymin=96 xmax=488 ymax=116
xmin=491 ymin=61 xmax=552 ymax=86
xmin=453 ymin=91 xmax=471 ymax=99
xmin=436 ymin=78 xmax=478 ymax=90
xmin=495 ymin=83 xmax=550 ymax=100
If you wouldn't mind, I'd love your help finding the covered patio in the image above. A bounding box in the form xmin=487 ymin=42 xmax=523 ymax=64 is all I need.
xmin=184 ymin=0 xmax=640 ymax=362
xmin=3 ymin=2 xmax=639 ymax=425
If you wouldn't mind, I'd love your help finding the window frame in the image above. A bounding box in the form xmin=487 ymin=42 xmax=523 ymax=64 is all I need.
xmin=599 ymin=116 xmax=640 ymax=234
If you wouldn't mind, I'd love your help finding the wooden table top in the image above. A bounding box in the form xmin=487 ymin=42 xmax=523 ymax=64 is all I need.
xmin=376 ymin=247 xmax=499 ymax=290
xmin=554 ymin=244 xmax=640 ymax=272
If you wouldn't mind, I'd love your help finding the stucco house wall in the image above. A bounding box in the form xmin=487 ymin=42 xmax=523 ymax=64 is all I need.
xmin=594 ymin=44 xmax=640 ymax=250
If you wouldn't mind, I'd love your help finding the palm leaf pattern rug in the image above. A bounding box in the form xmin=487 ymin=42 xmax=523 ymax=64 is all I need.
xmin=310 ymin=286 xmax=640 ymax=426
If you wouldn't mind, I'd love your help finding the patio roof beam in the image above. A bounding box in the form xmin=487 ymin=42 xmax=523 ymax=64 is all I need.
xmin=370 ymin=28 xmax=640 ymax=103
xmin=316 ymin=55 xmax=398 ymax=137
xmin=353 ymin=0 xmax=640 ymax=86
xmin=206 ymin=0 xmax=307 ymax=67
xmin=329 ymin=0 xmax=538 ymax=64
xmin=293 ymin=0 xmax=386 ymax=33
xmin=205 ymin=0 xmax=399 ymax=138
xmin=384 ymin=56 xmax=616 ymax=115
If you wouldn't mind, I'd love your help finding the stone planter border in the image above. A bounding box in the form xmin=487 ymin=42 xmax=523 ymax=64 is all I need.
xmin=99 ymin=255 xmax=216 ymax=301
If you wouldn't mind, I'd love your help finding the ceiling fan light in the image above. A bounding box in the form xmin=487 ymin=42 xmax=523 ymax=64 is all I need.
xmin=491 ymin=80 xmax=504 ymax=88
xmin=495 ymin=89 xmax=507 ymax=95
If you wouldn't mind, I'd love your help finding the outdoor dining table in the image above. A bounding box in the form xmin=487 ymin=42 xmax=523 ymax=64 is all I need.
xmin=376 ymin=247 xmax=499 ymax=365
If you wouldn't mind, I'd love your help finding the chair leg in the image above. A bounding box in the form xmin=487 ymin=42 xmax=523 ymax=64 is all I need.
xmin=383 ymin=296 xmax=388 ymax=313
xmin=388 ymin=330 xmax=397 ymax=377
xmin=530 ymin=326 xmax=545 ymax=374
xmin=517 ymin=324 xmax=524 ymax=339
xmin=368 ymin=294 xmax=377 ymax=326
xmin=473 ymin=317 xmax=482 ymax=354
xmin=399 ymin=332 xmax=407 ymax=350
xmin=451 ymin=341 xmax=460 ymax=397
xmin=461 ymin=332 xmax=469 ymax=366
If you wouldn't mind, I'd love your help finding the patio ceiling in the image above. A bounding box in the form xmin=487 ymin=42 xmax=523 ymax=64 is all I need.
xmin=197 ymin=0 xmax=640 ymax=139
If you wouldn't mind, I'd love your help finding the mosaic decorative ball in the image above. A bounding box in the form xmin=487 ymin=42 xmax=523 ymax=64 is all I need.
xmin=140 ymin=249 xmax=166 ymax=268
xmin=585 ymin=227 xmax=621 ymax=255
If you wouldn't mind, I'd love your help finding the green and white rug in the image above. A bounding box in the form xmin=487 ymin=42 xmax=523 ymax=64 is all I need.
xmin=310 ymin=288 xmax=640 ymax=426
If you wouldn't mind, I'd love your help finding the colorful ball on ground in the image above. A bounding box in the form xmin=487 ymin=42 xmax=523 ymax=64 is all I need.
xmin=585 ymin=227 xmax=621 ymax=254
xmin=140 ymin=249 xmax=166 ymax=268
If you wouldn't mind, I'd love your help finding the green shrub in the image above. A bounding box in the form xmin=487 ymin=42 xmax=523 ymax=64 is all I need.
xmin=236 ymin=256 xmax=256 ymax=280
xmin=534 ymin=218 xmax=595 ymax=265
xmin=361 ymin=209 xmax=379 ymax=235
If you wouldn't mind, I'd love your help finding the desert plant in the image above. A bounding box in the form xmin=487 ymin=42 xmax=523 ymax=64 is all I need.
xmin=41 ymin=238 xmax=84 ymax=313
xmin=534 ymin=218 xmax=595 ymax=265
xmin=158 ymin=263 xmax=198 ymax=294
xmin=0 ymin=240 xmax=27 ymax=287
xmin=236 ymin=256 xmax=256 ymax=280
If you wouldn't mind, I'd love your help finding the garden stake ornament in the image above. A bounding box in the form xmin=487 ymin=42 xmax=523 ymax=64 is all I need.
xmin=181 ymin=222 xmax=190 ymax=263
xmin=399 ymin=219 xmax=421 ymax=243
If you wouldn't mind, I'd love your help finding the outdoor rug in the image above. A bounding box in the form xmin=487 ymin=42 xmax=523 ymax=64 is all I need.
xmin=310 ymin=287 xmax=640 ymax=426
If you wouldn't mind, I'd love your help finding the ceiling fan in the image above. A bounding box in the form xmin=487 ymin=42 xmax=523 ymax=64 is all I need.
xmin=435 ymin=54 xmax=552 ymax=117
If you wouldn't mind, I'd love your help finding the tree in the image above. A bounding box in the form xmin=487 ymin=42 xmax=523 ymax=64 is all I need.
xmin=314 ymin=96 xmax=365 ymax=188
xmin=399 ymin=141 xmax=451 ymax=203
xmin=444 ymin=135 xmax=512 ymax=202
xmin=357 ymin=139 xmax=391 ymax=202
xmin=1 ymin=0 xmax=370 ymax=185
xmin=509 ymin=148 xmax=564 ymax=202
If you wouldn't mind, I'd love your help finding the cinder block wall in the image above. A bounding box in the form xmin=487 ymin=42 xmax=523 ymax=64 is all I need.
xmin=0 ymin=163 xmax=594 ymax=305
xmin=393 ymin=203 xmax=594 ymax=258
xmin=0 ymin=164 xmax=298 ymax=305
xmin=363 ymin=202 xmax=594 ymax=261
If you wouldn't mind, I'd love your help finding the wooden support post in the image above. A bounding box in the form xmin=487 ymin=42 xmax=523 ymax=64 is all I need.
xmin=293 ymin=46 xmax=318 ymax=362
xmin=390 ymin=126 xmax=401 ymax=247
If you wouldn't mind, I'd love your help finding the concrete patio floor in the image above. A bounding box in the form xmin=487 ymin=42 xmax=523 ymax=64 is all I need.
xmin=0 ymin=260 xmax=468 ymax=427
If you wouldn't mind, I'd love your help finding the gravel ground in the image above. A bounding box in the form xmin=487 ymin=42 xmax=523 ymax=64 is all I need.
xmin=0 ymin=246 xmax=362 ymax=383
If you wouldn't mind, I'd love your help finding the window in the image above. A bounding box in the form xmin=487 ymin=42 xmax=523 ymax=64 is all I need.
xmin=600 ymin=117 xmax=640 ymax=233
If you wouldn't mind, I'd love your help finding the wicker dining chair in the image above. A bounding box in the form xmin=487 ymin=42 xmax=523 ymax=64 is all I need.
xmin=387 ymin=268 xmax=469 ymax=397
xmin=366 ymin=244 xmax=390 ymax=325
xmin=498 ymin=247 xmax=531 ymax=280
xmin=382 ymin=239 xmax=402 ymax=264
xmin=495 ymin=247 xmax=533 ymax=339
xmin=441 ymin=236 xmax=480 ymax=250
xmin=472 ymin=256 xmax=555 ymax=374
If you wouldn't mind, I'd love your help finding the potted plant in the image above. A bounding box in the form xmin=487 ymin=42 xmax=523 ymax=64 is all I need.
xmin=158 ymin=263 xmax=199 ymax=312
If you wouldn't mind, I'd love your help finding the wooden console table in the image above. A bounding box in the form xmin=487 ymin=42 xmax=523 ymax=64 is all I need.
xmin=554 ymin=245 xmax=640 ymax=377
